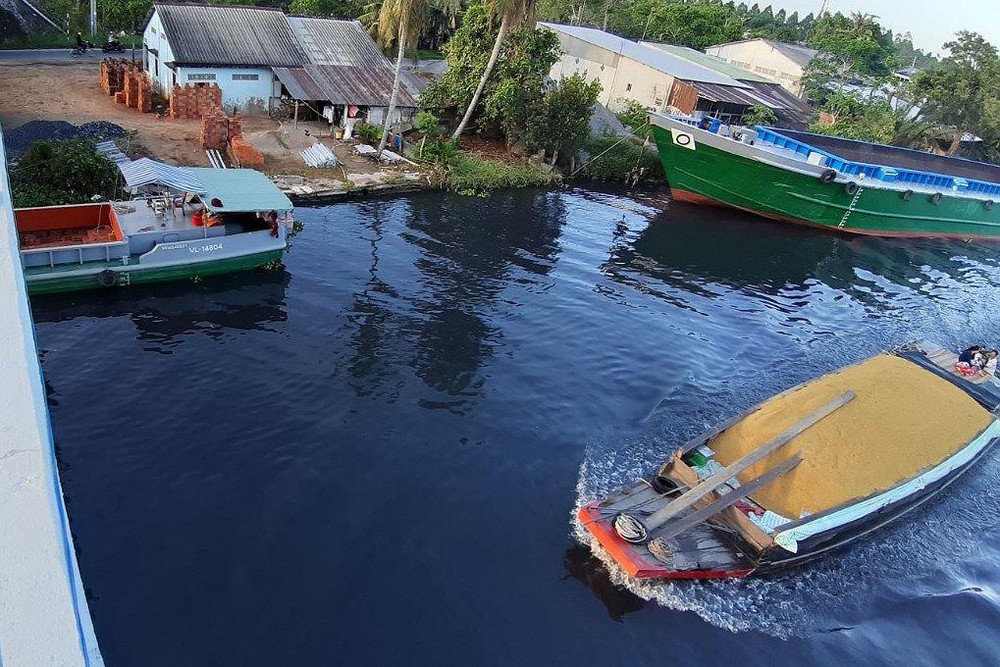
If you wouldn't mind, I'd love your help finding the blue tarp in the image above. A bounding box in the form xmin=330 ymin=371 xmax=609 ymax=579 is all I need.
xmin=118 ymin=158 xmax=207 ymax=193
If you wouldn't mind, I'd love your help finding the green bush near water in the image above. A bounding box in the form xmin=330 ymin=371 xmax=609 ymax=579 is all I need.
xmin=577 ymin=135 xmax=664 ymax=184
xmin=445 ymin=156 xmax=559 ymax=195
xmin=11 ymin=139 xmax=118 ymax=208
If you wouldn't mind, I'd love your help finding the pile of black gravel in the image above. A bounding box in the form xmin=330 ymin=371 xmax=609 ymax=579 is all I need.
xmin=4 ymin=119 xmax=127 ymax=157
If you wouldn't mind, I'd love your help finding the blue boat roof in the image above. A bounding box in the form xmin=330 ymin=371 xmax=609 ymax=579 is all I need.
xmin=189 ymin=168 xmax=294 ymax=213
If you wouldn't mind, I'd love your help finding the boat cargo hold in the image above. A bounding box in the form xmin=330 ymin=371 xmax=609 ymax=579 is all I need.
xmin=16 ymin=166 xmax=293 ymax=295
xmin=578 ymin=342 xmax=1000 ymax=580
xmin=650 ymin=113 xmax=1000 ymax=238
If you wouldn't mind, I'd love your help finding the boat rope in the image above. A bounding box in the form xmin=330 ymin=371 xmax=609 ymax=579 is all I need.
xmin=569 ymin=120 xmax=651 ymax=179
xmin=614 ymin=512 xmax=648 ymax=543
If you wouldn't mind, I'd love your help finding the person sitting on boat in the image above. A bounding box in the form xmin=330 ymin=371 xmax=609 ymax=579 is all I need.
xmin=980 ymin=350 xmax=999 ymax=376
xmin=956 ymin=345 xmax=986 ymax=376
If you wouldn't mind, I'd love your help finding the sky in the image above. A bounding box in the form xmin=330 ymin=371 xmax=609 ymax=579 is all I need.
xmin=771 ymin=0 xmax=1000 ymax=55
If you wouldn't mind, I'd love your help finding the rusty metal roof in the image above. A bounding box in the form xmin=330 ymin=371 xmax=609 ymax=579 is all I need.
xmin=287 ymin=17 xmax=391 ymax=68
xmin=274 ymin=65 xmax=426 ymax=107
xmin=154 ymin=3 xmax=306 ymax=67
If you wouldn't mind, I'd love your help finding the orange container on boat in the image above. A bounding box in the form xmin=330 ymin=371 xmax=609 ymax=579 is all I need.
xmin=192 ymin=210 xmax=204 ymax=227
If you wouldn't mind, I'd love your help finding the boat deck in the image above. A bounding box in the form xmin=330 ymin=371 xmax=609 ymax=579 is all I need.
xmin=114 ymin=200 xmax=209 ymax=235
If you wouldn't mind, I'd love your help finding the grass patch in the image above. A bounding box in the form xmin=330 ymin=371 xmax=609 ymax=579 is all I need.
xmin=407 ymin=48 xmax=445 ymax=60
xmin=577 ymin=134 xmax=664 ymax=184
xmin=445 ymin=155 xmax=559 ymax=195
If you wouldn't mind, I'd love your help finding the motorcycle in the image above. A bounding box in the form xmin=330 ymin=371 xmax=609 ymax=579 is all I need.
xmin=102 ymin=40 xmax=125 ymax=54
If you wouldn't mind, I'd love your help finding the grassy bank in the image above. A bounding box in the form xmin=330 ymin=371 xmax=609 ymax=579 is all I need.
xmin=577 ymin=134 xmax=664 ymax=184
xmin=444 ymin=155 xmax=560 ymax=195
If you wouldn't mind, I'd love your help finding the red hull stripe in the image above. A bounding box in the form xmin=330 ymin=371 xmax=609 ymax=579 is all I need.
xmin=577 ymin=505 xmax=755 ymax=580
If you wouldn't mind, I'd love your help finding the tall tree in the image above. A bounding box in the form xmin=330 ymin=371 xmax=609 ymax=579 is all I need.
xmin=452 ymin=0 xmax=535 ymax=141
xmin=367 ymin=0 xmax=459 ymax=155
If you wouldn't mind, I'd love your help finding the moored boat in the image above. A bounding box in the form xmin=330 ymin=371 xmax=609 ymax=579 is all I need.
xmin=578 ymin=342 xmax=1000 ymax=580
xmin=650 ymin=113 xmax=1000 ymax=239
xmin=15 ymin=167 xmax=293 ymax=295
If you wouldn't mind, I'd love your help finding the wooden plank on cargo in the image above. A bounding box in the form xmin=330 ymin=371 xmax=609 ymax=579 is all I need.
xmin=650 ymin=455 xmax=802 ymax=542
xmin=643 ymin=391 xmax=855 ymax=531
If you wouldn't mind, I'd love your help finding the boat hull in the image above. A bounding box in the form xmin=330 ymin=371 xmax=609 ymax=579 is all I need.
xmin=650 ymin=117 xmax=1000 ymax=239
xmin=25 ymin=248 xmax=284 ymax=295
xmin=579 ymin=435 xmax=995 ymax=580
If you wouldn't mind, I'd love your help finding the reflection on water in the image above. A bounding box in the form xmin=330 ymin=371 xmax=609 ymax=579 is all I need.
xmin=34 ymin=186 xmax=1000 ymax=666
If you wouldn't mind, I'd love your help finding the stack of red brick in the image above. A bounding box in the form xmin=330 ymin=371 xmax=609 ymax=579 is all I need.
xmin=200 ymin=108 xmax=230 ymax=151
xmin=227 ymin=137 xmax=264 ymax=167
xmin=170 ymin=84 xmax=223 ymax=119
xmin=99 ymin=58 xmax=130 ymax=95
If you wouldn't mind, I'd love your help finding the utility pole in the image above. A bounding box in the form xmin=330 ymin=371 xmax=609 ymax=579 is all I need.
xmin=818 ymin=0 xmax=830 ymax=17
xmin=90 ymin=0 xmax=97 ymax=36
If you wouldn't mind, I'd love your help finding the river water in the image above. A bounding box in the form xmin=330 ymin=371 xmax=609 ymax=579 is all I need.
xmin=33 ymin=187 xmax=1000 ymax=665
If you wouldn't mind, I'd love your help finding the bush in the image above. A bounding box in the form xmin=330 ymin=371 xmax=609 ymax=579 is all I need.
xmin=414 ymin=111 xmax=460 ymax=165
xmin=11 ymin=139 xmax=119 ymax=207
xmin=445 ymin=155 xmax=559 ymax=195
xmin=615 ymin=99 xmax=651 ymax=137
xmin=577 ymin=134 xmax=664 ymax=184
xmin=354 ymin=122 xmax=381 ymax=144
xmin=743 ymin=104 xmax=779 ymax=127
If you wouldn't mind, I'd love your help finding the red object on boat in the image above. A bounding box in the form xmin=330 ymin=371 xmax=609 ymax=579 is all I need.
xmin=192 ymin=210 xmax=204 ymax=227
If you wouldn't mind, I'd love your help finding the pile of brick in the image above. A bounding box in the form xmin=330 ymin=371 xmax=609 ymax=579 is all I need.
xmin=99 ymin=59 xmax=130 ymax=96
xmin=170 ymin=83 xmax=223 ymax=120
xmin=200 ymin=108 xmax=230 ymax=151
xmin=227 ymin=137 xmax=264 ymax=167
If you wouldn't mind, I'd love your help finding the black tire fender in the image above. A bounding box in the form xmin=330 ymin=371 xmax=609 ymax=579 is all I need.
xmin=819 ymin=169 xmax=837 ymax=184
xmin=985 ymin=200 xmax=995 ymax=211
xmin=931 ymin=192 xmax=943 ymax=205
xmin=845 ymin=181 xmax=859 ymax=196
xmin=97 ymin=269 xmax=117 ymax=287
xmin=901 ymin=189 xmax=913 ymax=201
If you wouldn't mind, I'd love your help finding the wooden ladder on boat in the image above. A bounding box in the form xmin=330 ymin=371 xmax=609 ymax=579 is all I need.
xmin=642 ymin=391 xmax=856 ymax=536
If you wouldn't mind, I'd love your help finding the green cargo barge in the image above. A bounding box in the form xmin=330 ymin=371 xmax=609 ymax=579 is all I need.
xmin=650 ymin=113 xmax=1000 ymax=239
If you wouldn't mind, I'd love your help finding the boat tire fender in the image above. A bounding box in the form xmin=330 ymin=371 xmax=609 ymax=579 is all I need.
xmin=97 ymin=269 xmax=117 ymax=287
xmin=819 ymin=169 xmax=837 ymax=184
xmin=845 ymin=181 xmax=859 ymax=196
xmin=901 ymin=189 xmax=913 ymax=201
xmin=931 ymin=192 xmax=943 ymax=205
xmin=986 ymin=200 xmax=995 ymax=211
xmin=650 ymin=474 xmax=679 ymax=495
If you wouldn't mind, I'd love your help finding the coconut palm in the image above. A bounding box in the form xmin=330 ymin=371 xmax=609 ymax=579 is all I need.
xmin=451 ymin=0 xmax=536 ymax=141
xmin=366 ymin=0 xmax=460 ymax=156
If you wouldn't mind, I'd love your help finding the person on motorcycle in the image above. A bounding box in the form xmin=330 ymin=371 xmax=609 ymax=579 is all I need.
xmin=75 ymin=32 xmax=87 ymax=52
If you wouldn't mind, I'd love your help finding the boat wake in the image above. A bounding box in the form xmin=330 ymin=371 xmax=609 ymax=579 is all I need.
xmin=573 ymin=422 xmax=1000 ymax=639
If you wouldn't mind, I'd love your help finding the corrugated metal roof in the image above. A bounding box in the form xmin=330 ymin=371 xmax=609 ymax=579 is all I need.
xmin=154 ymin=3 xmax=306 ymax=67
xmin=287 ymin=17 xmax=391 ymax=68
xmin=119 ymin=158 xmax=207 ymax=193
xmin=640 ymin=42 xmax=776 ymax=83
xmin=274 ymin=65 xmax=426 ymax=107
xmin=743 ymin=81 xmax=813 ymax=129
xmin=688 ymin=81 xmax=763 ymax=107
xmin=706 ymin=39 xmax=817 ymax=68
xmin=189 ymin=168 xmax=293 ymax=212
xmin=539 ymin=22 xmax=748 ymax=87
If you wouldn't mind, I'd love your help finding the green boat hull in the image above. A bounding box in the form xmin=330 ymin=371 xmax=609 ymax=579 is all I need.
xmin=650 ymin=123 xmax=1000 ymax=239
xmin=26 ymin=249 xmax=284 ymax=296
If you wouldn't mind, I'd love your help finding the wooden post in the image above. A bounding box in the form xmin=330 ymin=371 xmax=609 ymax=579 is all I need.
xmin=294 ymin=100 xmax=299 ymax=130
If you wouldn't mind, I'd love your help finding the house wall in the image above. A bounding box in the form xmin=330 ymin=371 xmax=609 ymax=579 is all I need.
xmin=177 ymin=66 xmax=277 ymax=114
xmin=142 ymin=8 xmax=277 ymax=114
xmin=706 ymin=41 xmax=808 ymax=97
xmin=548 ymin=32 xmax=675 ymax=112
xmin=143 ymin=9 xmax=176 ymax=95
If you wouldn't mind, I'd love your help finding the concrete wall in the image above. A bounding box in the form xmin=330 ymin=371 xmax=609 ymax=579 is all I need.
xmin=706 ymin=41 xmax=807 ymax=97
xmin=0 ymin=124 xmax=105 ymax=667
xmin=548 ymin=33 xmax=675 ymax=112
xmin=143 ymin=9 xmax=176 ymax=95
xmin=177 ymin=66 xmax=277 ymax=114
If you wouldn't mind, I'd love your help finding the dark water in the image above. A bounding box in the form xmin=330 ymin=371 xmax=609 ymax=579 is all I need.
xmin=34 ymin=188 xmax=1000 ymax=666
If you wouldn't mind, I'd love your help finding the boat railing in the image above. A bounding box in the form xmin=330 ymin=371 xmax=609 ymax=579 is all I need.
xmin=21 ymin=239 xmax=128 ymax=269
xmin=755 ymin=127 xmax=1000 ymax=197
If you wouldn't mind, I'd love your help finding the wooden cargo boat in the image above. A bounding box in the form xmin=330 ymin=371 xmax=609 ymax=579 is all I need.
xmin=15 ymin=168 xmax=292 ymax=295
xmin=650 ymin=113 xmax=1000 ymax=238
xmin=578 ymin=342 xmax=1000 ymax=579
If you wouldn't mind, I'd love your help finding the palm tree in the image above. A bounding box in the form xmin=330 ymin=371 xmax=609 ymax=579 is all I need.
xmin=451 ymin=0 xmax=535 ymax=141
xmin=366 ymin=0 xmax=459 ymax=156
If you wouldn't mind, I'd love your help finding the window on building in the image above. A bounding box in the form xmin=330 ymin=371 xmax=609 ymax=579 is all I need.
xmin=232 ymin=73 xmax=259 ymax=81
xmin=188 ymin=73 xmax=216 ymax=81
